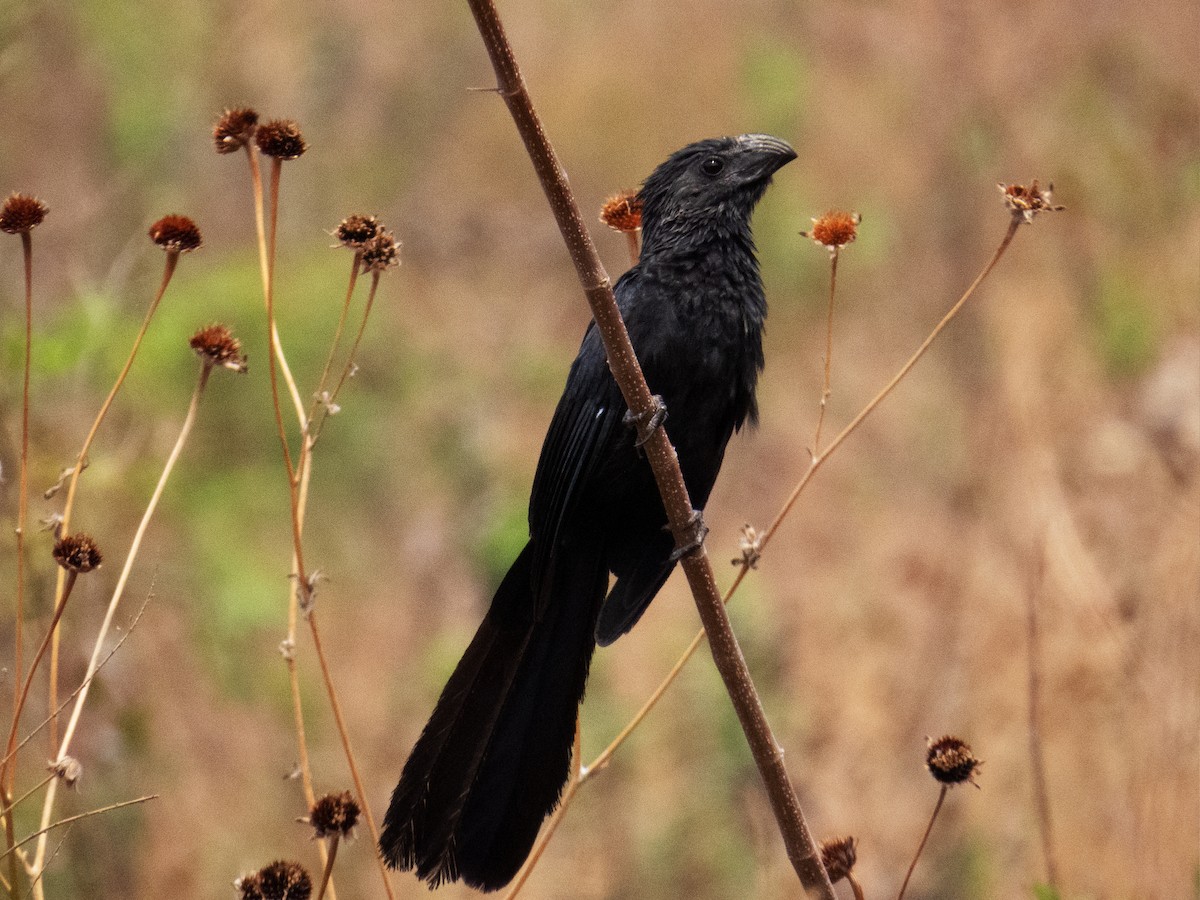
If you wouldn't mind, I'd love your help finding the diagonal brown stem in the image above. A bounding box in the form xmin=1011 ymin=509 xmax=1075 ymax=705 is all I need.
xmin=897 ymin=785 xmax=947 ymax=900
xmin=465 ymin=1 xmax=834 ymax=894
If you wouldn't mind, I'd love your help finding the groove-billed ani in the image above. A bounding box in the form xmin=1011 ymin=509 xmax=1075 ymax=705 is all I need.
xmin=380 ymin=134 xmax=796 ymax=891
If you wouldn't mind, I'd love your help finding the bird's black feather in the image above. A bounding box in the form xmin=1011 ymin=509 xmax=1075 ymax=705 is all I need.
xmin=381 ymin=133 xmax=796 ymax=891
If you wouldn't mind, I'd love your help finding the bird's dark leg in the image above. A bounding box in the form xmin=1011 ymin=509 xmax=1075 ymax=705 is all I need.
xmin=668 ymin=509 xmax=709 ymax=561
xmin=623 ymin=394 xmax=667 ymax=448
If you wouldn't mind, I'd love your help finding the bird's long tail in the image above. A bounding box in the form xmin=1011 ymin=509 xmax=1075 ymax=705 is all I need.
xmin=380 ymin=540 xmax=608 ymax=892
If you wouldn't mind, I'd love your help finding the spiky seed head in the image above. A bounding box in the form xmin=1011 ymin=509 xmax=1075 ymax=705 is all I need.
xmin=818 ymin=835 xmax=858 ymax=883
xmin=308 ymin=790 xmax=361 ymax=838
xmin=360 ymin=230 xmax=401 ymax=274
xmin=213 ymin=107 xmax=259 ymax=154
xmin=0 ymin=193 xmax=48 ymax=234
xmin=998 ymin=180 xmax=1064 ymax=224
xmin=149 ymin=215 xmax=203 ymax=253
xmin=334 ymin=214 xmax=381 ymax=249
xmin=926 ymin=735 xmax=982 ymax=786
xmin=802 ymin=210 xmax=860 ymax=251
xmin=254 ymin=861 xmax=311 ymax=900
xmin=255 ymin=119 xmax=307 ymax=160
xmin=52 ymin=533 xmax=103 ymax=574
xmin=190 ymin=324 xmax=248 ymax=373
xmin=599 ymin=189 xmax=643 ymax=233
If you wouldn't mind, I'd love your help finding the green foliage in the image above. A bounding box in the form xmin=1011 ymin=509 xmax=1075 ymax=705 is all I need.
xmin=1091 ymin=263 xmax=1160 ymax=379
xmin=1033 ymin=883 xmax=1063 ymax=900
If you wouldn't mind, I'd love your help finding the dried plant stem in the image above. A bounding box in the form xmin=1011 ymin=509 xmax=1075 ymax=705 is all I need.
xmin=326 ymin=271 xmax=380 ymax=409
xmin=29 ymin=363 xmax=214 ymax=895
xmin=624 ymin=230 xmax=640 ymax=267
xmin=897 ymin=785 xmax=947 ymax=900
xmin=304 ymin=613 xmax=394 ymax=899
xmin=258 ymin=164 xmax=393 ymax=900
xmin=2 ymin=796 xmax=156 ymax=863
xmin=47 ymin=251 xmax=180 ymax=749
xmin=503 ymin=720 xmax=583 ymax=899
xmin=315 ymin=834 xmax=340 ymax=900
xmin=244 ymin=145 xmax=305 ymax=423
xmin=811 ymin=247 xmax=839 ymax=454
xmin=848 ymin=873 xmax=866 ymax=900
xmin=527 ymin=216 xmax=1024 ymax=876
xmin=1026 ymin=541 xmax=1059 ymax=890
xmin=12 ymin=233 xmax=32 ymax=774
xmin=310 ymin=254 xmax=362 ymax=419
xmin=466 ymin=1 xmax=833 ymax=894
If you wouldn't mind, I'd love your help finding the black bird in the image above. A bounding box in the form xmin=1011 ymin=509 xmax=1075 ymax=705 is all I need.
xmin=380 ymin=133 xmax=796 ymax=891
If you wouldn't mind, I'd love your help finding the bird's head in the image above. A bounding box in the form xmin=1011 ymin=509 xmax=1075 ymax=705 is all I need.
xmin=637 ymin=134 xmax=796 ymax=256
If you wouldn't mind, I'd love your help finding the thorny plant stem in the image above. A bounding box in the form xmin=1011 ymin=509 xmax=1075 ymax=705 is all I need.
xmin=29 ymin=364 xmax=214 ymax=896
xmin=537 ymin=215 xmax=1025 ymax=874
xmin=503 ymin=721 xmax=583 ymax=898
xmin=1027 ymin=540 xmax=1060 ymax=890
xmin=2 ymin=796 xmax=156 ymax=863
xmin=315 ymin=835 xmax=340 ymax=900
xmin=897 ymin=785 xmax=947 ymax=900
xmin=811 ymin=247 xmax=838 ymax=454
xmin=47 ymin=251 xmax=179 ymax=752
xmin=466 ymin=1 xmax=834 ymax=894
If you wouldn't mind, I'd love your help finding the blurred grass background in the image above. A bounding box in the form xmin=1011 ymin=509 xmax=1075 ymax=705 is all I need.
xmin=1 ymin=0 xmax=1198 ymax=897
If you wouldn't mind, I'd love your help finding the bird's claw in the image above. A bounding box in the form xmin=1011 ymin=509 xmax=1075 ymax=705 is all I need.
xmin=623 ymin=395 xmax=668 ymax=447
xmin=668 ymin=510 xmax=708 ymax=562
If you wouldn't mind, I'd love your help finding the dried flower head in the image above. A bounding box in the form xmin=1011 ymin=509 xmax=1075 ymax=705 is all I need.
xmin=334 ymin=214 xmax=381 ymax=249
xmin=926 ymin=735 xmax=982 ymax=786
xmin=360 ymin=230 xmax=401 ymax=274
xmin=213 ymin=107 xmax=259 ymax=154
xmin=253 ymin=861 xmax=312 ymax=900
xmin=733 ymin=522 xmax=762 ymax=569
xmin=190 ymin=324 xmax=248 ymax=373
xmin=235 ymin=872 xmax=263 ymax=900
xmin=818 ymin=835 xmax=858 ymax=884
xmin=998 ymin=180 xmax=1064 ymax=224
xmin=307 ymin=790 xmax=360 ymax=838
xmin=52 ymin=533 xmax=103 ymax=574
xmin=49 ymin=756 xmax=83 ymax=788
xmin=256 ymin=119 xmax=307 ymax=160
xmin=802 ymin=210 xmax=860 ymax=251
xmin=149 ymin=215 xmax=203 ymax=253
xmin=599 ymin=189 xmax=643 ymax=233
xmin=0 ymin=193 xmax=48 ymax=234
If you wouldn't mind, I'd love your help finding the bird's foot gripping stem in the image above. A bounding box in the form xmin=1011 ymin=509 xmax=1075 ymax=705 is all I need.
xmin=668 ymin=510 xmax=709 ymax=562
xmin=623 ymin=395 xmax=667 ymax=448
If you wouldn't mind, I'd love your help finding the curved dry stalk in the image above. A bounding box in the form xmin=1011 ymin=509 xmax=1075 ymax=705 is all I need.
xmin=308 ymin=253 xmax=363 ymax=426
xmin=315 ymin=834 xmax=340 ymax=900
xmin=502 ymin=721 xmax=583 ymax=898
xmin=310 ymin=268 xmax=383 ymax=447
xmin=897 ymin=785 xmax=947 ymax=900
xmin=510 ymin=216 xmax=1025 ymax=889
xmin=30 ymin=363 xmax=214 ymax=892
xmin=47 ymin=251 xmax=180 ymax=749
xmin=2 ymin=795 xmax=157 ymax=863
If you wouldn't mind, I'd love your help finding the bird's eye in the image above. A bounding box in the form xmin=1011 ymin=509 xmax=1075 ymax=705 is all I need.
xmin=700 ymin=156 xmax=725 ymax=176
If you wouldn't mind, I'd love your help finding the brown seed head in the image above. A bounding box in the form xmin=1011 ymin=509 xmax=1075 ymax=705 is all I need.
xmin=308 ymin=790 xmax=360 ymax=838
xmin=998 ymin=180 xmax=1064 ymax=224
xmin=0 ymin=193 xmax=49 ymax=234
xmin=599 ymin=190 xmax=643 ymax=233
xmin=49 ymin=756 xmax=83 ymax=789
xmin=802 ymin=210 xmax=860 ymax=251
xmin=360 ymin=230 xmax=401 ymax=274
xmin=926 ymin=735 xmax=982 ymax=786
xmin=334 ymin=214 xmax=381 ymax=249
xmin=255 ymin=861 xmax=311 ymax=900
xmin=256 ymin=119 xmax=307 ymax=160
xmin=235 ymin=872 xmax=264 ymax=900
xmin=190 ymin=324 xmax=248 ymax=373
xmin=52 ymin=533 xmax=103 ymax=574
xmin=213 ymin=107 xmax=259 ymax=154
xmin=149 ymin=215 xmax=203 ymax=253
xmin=818 ymin=835 xmax=858 ymax=884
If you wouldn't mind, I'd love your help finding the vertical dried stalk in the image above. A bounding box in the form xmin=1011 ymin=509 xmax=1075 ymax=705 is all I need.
xmin=1026 ymin=541 xmax=1060 ymax=889
xmin=465 ymin=1 xmax=834 ymax=894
